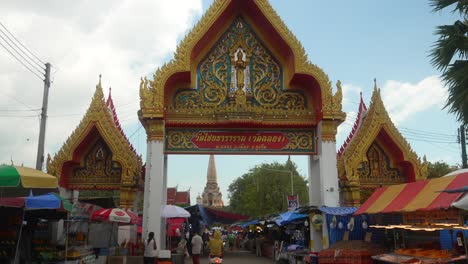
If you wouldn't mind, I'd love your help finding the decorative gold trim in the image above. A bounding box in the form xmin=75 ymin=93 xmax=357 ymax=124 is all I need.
xmin=139 ymin=0 xmax=345 ymax=125
xmin=47 ymin=78 xmax=142 ymax=193
xmin=321 ymin=120 xmax=339 ymax=142
xmin=141 ymin=118 xmax=164 ymax=142
xmin=337 ymin=83 xmax=427 ymax=185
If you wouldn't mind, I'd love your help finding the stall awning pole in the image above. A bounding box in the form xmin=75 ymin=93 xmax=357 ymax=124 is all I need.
xmin=13 ymin=208 xmax=26 ymax=264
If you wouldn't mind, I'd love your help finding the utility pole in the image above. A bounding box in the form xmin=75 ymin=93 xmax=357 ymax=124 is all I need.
xmin=261 ymin=167 xmax=294 ymax=195
xmin=35 ymin=63 xmax=51 ymax=170
xmin=460 ymin=125 xmax=467 ymax=169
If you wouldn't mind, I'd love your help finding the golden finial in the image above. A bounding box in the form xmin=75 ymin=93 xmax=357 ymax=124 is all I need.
xmin=373 ymin=78 xmax=377 ymax=90
xmin=96 ymin=74 xmax=103 ymax=89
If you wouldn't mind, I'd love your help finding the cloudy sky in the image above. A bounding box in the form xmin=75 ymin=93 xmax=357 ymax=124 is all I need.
xmin=0 ymin=0 xmax=462 ymax=204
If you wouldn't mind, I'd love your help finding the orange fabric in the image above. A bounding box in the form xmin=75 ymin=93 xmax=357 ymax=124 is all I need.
xmin=381 ymin=180 xmax=428 ymax=213
xmin=402 ymin=176 xmax=455 ymax=212
xmin=365 ymin=184 xmax=406 ymax=214
xmin=426 ymin=173 xmax=468 ymax=210
xmin=355 ymin=187 xmax=388 ymax=215
xmin=356 ymin=173 xmax=468 ymax=214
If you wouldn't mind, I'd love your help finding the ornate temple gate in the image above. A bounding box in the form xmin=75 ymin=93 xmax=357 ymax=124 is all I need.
xmin=138 ymin=0 xmax=345 ymax=251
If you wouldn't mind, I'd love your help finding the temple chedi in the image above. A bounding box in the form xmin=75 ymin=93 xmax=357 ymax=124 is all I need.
xmin=201 ymin=155 xmax=224 ymax=207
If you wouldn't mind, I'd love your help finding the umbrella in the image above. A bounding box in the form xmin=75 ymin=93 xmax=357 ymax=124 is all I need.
xmin=26 ymin=192 xmax=60 ymax=209
xmin=91 ymin=208 xmax=138 ymax=224
xmin=0 ymin=192 xmax=72 ymax=211
xmin=161 ymin=205 xmax=191 ymax=218
xmin=0 ymin=165 xmax=57 ymax=188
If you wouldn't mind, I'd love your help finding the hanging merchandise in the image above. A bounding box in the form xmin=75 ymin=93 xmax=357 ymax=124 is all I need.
xmin=311 ymin=214 xmax=323 ymax=231
xmin=347 ymin=217 xmax=355 ymax=231
xmin=338 ymin=222 xmax=344 ymax=229
xmin=362 ymin=221 xmax=368 ymax=229
xmin=361 ymin=215 xmax=368 ymax=229
xmin=330 ymin=216 xmax=337 ymax=229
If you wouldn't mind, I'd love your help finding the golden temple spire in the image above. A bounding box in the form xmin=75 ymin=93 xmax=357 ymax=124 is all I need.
xmin=92 ymin=75 xmax=105 ymax=106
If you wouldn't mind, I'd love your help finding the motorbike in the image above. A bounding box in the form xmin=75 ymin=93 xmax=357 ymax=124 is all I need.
xmin=209 ymin=255 xmax=223 ymax=263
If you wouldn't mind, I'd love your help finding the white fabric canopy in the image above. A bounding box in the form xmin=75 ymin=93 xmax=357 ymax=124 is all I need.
xmin=452 ymin=193 xmax=468 ymax=210
xmin=161 ymin=205 xmax=190 ymax=218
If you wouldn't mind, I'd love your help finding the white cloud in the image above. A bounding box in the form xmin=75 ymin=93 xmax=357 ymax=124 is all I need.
xmin=380 ymin=76 xmax=447 ymax=125
xmin=0 ymin=0 xmax=202 ymax=167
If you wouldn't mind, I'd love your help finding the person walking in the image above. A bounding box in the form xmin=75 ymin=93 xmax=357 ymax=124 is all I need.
xmin=191 ymin=231 xmax=203 ymax=264
xmin=255 ymin=233 xmax=263 ymax=257
xmin=144 ymin=232 xmax=157 ymax=264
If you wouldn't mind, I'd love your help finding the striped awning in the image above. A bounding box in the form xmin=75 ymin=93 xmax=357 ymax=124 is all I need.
xmin=355 ymin=171 xmax=468 ymax=215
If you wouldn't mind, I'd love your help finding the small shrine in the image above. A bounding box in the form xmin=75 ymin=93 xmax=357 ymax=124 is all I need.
xmin=337 ymin=81 xmax=428 ymax=206
xmin=47 ymin=77 xmax=142 ymax=208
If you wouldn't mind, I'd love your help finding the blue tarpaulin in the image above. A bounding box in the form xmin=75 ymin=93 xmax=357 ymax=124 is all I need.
xmin=319 ymin=206 xmax=358 ymax=215
xmin=275 ymin=211 xmax=307 ymax=226
xmin=319 ymin=207 xmax=363 ymax=245
xmin=25 ymin=192 xmax=61 ymax=209
xmin=239 ymin=219 xmax=259 ymax=228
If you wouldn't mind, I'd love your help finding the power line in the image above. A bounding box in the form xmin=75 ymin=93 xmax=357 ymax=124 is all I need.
xmin=0 ymin=108 xmax=41 ymax=112
xmin=0 ymin=26 xmax=45 ymax=71
xmin=0 ymin=39 xmax=43 ymax=80
xmin=0 ymin=90 xmax=39 ymax=111
xmin=0 ymin=114 xmax=40 ymax=118
xmin=0 ymin=31 xmax=44 ymax=74
xmin=343 ymin=111 xmax=458 ymax=140
xmin=0 ymin=21 xmax=45 ymax=65
xmin=127 ymin=125 xmax=143 ymax=140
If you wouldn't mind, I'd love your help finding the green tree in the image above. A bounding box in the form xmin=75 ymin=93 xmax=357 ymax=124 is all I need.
xmin=427 ymin=160 xmax=459 ymax=178
xmin=227 ymin=160 xmax=309 ymax=217
xmin=430 ymin=0 xmax=468 ymax=124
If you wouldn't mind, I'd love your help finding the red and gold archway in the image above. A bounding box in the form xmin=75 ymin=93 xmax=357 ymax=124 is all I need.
xmin=139 ymin=0 xmax=345 ymax=150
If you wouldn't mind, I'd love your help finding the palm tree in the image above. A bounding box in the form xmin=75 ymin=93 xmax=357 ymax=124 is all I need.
xmin=430 ymin=0 xmax=468 ymax=124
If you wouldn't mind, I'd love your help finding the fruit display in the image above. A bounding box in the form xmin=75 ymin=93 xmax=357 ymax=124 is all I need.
xmin=394 ymin=248 xmax=451 ymax=259
xmin=319 ymin=241 xmax=387 ymax=264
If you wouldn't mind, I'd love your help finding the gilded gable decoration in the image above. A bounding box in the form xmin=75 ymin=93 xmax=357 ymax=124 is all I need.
xmin=337 ymin=80 xmax=427 ymax=206
xmin=139 ymin=0 xmax=345 ymax=133
xmin=173 ymin=17 xmax=306 ymax=111
xmin=47 ymin=77 xmax=142 ymax=208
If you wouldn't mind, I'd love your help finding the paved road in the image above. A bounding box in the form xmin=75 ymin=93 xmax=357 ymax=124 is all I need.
xmin=196 ymin=251 xmax=276 ymax=264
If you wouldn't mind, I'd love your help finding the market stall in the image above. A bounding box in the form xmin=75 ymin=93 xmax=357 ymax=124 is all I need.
xmin=355 ymin=170 xmax=468 ymax=264
xmin=0 ymin=193 xmax=71 ymax=263
xmin=317 ymin=206 xmax=383 ymax=264
xmin=90 ymin=207 xmax=140 ymax=263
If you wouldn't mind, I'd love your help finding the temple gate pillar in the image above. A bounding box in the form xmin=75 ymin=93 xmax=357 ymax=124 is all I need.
xmin=142 ymin=119 xmax=167 ymax=250
xmin=308 ymin=120 xmax=340 ymax=251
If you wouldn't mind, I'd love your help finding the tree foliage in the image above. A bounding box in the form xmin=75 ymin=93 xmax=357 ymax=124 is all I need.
xmin=227 ymin=160 xmax=308 ymax=217
xmin=430 ymin=0 xmax=468 ymax=124
xmin=427 ymin=160 xmax=459 ymax=178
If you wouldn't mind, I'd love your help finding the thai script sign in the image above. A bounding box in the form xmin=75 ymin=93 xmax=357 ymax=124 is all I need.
xmin=192 ymin=131 xmax=289 ymax=150
xmin=165 ymin=129 xmax=316 ymax=154
xmin=287 ymin=195 xmax=299 ymax=211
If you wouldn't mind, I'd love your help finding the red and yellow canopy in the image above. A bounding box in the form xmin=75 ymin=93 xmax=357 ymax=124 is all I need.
xmin=355 ymin=171 xmax=468 ymax=214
